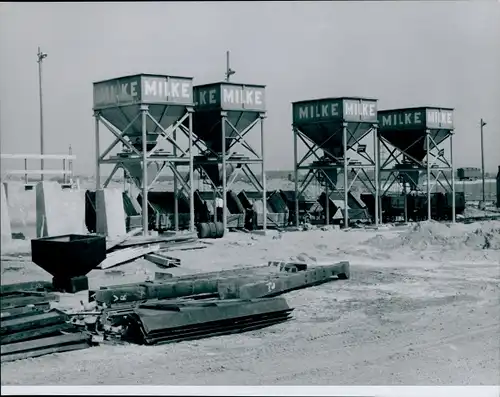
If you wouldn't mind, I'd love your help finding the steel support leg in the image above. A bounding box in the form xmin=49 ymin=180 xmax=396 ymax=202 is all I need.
xmin=377 ymin=134 xmax=382 ymax=223
xmin=188 ymin=110 xmax=195 ymax=233
xmin=173 ymin=129 xmax=179 ymax=231
xmin=343 ymin=124 xmax=349 ymax=229
xmin=141 ymin=106 xmax=149 ymax=236
xmin=404 ymin=182 xmax=408 ymax=223
xmin=325 ymin=181 xmax=330 ymax=226
xmin=374 ymin=127 xmax=379 ymax=225
xmin=293 ymin=128 xmax=299 ymax=227
xmin=451 ymin=134 xmax=456 ymax=223
xmin=221 ymin=114 xmax=228 ymax=232
xmin=95 ymin=113 xmax=101 ymax=190
xmin=260 ymin=115 xmax=267 ymax=232
xmin=426 ymin=130 xmax=431 ymax=221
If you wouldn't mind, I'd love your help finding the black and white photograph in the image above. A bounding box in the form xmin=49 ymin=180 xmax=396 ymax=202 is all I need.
xmin=0 ymin=1 xmax=499 ymax=395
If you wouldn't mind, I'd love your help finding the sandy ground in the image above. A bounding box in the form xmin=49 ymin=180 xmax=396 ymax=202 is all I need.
xmin=1 ymin=221 xmax=499 ymax=385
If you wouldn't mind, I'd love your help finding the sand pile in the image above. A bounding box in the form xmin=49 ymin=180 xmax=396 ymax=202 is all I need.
xmin=366 ymin=220 xmax=500 ymax=252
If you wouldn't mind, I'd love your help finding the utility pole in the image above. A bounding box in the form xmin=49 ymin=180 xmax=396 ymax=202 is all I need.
xmin=225 ymin=51 xmax=235 ymax=82
xmin=37 ymin=47 xmax=48 ymax=180
xmin=480 ymin=118 xmax=487 ymax=205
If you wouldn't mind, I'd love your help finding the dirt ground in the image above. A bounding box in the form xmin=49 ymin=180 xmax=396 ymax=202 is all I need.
xmin=1 ymin=221 xmax=499 ymax=385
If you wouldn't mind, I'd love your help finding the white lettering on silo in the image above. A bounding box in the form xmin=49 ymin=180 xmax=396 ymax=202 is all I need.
xmin=144 ymin=80 xmax=157 ymax=96
xmin=181 ymin=83 xmax=190 ymax=98
xmin=299 ymin=107 xmax=309 ymax=119
xmin=171 ymin=82 xmax=179 ymax=97
xmin=255 ymin=91 xmax=263 ymax=105
xmin=130 ymin=81 xmax=138 ymax=97
xmin=382 ymin=115 xmax=392 ymax=126
xmin=209 ymin=89 xmax=216 ymax=104
xmin=223 ymin=88 xmax=234 ymax=103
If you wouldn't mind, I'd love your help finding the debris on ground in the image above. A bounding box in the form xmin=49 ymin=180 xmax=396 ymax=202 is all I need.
xmin=99 ymin=230 xmax=203 ymax=270
xmin=0 ymin=282 xmax=92 ymax=363
xmin=144 ymin=253 xmax=181 ymax=268
xmin=1 ymin=281 xmax=58 ymax=315
xmin=124 ymin=297 xmax=293 ymax=345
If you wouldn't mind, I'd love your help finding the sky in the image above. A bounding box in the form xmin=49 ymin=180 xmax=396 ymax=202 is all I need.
xmin=1 ymin=1 xmax=499 ymax=176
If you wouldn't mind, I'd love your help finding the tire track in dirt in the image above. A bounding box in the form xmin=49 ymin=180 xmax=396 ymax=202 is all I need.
xmin=263 ymin=322 xmax=500 ymax=384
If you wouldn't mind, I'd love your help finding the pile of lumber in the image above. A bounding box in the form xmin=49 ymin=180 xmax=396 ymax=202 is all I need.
xmin=1 ymin=281 xmax=58 ymax=316
xmin=1 ymin=282 xmax=92 ymax=363
xmin=100 ymin=230 xmax=204 ymax=270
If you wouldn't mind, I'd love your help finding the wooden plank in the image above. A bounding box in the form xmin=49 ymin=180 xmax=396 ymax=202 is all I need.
xmin=1 ymin=342 xmax=89 ymax=363
xmin=0 ymin=293 xmax=59 ymax=310
xmin=0 ymin=305 xmax=48 ymax=320
xmin=106 ymin=227 xmax=143 ymax=252
xmin=0 ymin=281 xmax=53 ymax=295
xmin=1 ymin=311 xmax=66 ymax=335
xmin=162 ymin=243 xmax=207 ymax=252
xmin=144 ymin=253 xmax=181 ymax=268
xmin=98 ymin=244 xmax=161 ymax=270
xmin=1 ymin=323 xmax=74 ymax=345
xmin=116 ymin=233 xmax=198 ymax=249
xmin=1 ymin=332 xmax=88 ymax=356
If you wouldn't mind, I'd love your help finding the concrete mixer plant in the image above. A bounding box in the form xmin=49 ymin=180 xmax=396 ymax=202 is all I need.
xmin=86 ymin=73 xmax=287 ymax=235
xmin=365 ymin=106 xmax=465 ymax=223
xmin=84 ymin=71 xmax=468 ymax=233
xmin=292 ymin=97 xmax=380 ymax=228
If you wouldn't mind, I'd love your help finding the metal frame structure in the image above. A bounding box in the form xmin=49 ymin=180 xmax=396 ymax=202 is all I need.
xmin=184 ymin=82 xmax=267 ymax=232
xmin=93 ymin=74 xmax=196 ymax=235
xmin=292 ymin=97 xmax=380 ymax=228
xmin=378 ymin=107 xmax=456 ymax=222
xmin=0 ymin=153 xmax=76 ymax=189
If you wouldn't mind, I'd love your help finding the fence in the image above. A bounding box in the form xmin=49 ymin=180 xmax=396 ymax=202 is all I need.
xmin=0 ymin=153 xmax=77 ymax=188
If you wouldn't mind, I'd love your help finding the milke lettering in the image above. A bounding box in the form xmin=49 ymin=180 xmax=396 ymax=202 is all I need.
xmin=222 ymin=87 xmax=263 ymax=106
xmin=427 ymin=110 xmax=452 ymax=126
xmin=143 ymin=79 xmax=191 ymax=99
xmin=381 ymin=111 xmax=423 ymax=127
xmin=298 ymin=103 xmax=340 ymax=120
xmin=95 ymin=81 xmax=139 ymax=104
xmin=198 ymin=89 xmax=217 ymax=105
xmin=344 ymin=102 xmax=376 ymax=118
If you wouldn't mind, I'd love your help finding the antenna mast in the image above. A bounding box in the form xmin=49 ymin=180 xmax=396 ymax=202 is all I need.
xmin=225 ymin=51 xmax=235 ymax=82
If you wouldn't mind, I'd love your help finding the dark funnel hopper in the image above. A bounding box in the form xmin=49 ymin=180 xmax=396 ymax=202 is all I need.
xmin=188 ymin=110 xmax=260 ymax=154
xmin=297 ymin=122 xmax=374 ymax=160
xmin=380 ymin=129 xmax=450 ymax=162
xmin=378 ymin=107 xmax=454 ymax=162
xmin=292 ymin=97 xmax=379 ymax=160
xmin=188 ymin=109 xmax=259 ymax=186
xmin=31 ymin=235 xmax=106 ymax=286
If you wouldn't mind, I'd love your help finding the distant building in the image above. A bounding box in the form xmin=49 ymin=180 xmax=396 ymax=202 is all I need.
xmin=457 ymin=167 xmax=481 ymax=181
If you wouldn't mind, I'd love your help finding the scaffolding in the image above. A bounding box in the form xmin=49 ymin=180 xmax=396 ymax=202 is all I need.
xmin=292 ymin=97 xmax=379 ymax=227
